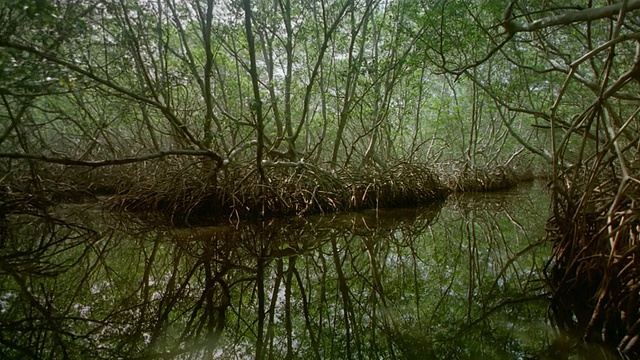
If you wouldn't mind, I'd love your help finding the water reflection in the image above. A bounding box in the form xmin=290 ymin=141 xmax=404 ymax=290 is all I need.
xmin=1 ymin=183 xmax=560 ymax=359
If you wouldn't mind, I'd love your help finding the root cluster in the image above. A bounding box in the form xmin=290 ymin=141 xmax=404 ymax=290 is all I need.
xmin=546 ymin=165 xmax=640 ymax=356
xmin=105 ymin=160 xmax=449 ymax=223
xmin=436 ymin=162 xmax=523 ymax=192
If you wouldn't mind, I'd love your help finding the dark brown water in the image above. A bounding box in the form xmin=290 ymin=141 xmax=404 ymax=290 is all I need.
xmin=0 ymin=181 xmax=620 ymax=359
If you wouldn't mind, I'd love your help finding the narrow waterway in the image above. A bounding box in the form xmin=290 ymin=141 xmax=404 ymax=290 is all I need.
xmin=0 ymin=181 xmax=607 ymax=359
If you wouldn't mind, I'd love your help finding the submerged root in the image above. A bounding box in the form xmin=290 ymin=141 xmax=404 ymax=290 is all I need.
xmin=342 ymin=162 xmax=449 ymax=208
xmin=546 ymin=167 xmax=640 ymax=357
xmin=437 ymin=162 xmax=520 ymax=192
xmin=105 ymin=160 xmax=449 ymax=223
xmin=3 ymin=156 xmax=539 ymax=223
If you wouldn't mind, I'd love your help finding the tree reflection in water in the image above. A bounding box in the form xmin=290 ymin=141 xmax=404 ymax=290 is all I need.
xmin=0 ymin=183 xmax=564 ymax=359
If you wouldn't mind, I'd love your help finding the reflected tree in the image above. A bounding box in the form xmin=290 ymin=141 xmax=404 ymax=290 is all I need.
xmin=0 ymin=185 xmax=558 ymax=359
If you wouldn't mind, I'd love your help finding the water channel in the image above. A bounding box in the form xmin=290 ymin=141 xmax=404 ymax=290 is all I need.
xmin=0 ymin=181 xmax=616 ymax=359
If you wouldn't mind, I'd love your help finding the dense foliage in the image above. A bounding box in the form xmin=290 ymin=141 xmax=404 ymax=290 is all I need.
xmin=0 ymin=0 xmax=552 ymax=177
xmin=2 ymin=0 xmax=640 ymax=355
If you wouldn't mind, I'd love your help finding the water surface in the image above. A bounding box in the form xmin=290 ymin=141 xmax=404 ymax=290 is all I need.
xmin=0 ymin=181 xmax=576 ymax=359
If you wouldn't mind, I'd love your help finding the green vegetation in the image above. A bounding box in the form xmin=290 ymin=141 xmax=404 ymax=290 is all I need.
xmin=0 ymin=0 xmax=551 ymax=218
xmin=1 ymin=0 xmax=640 ymax=356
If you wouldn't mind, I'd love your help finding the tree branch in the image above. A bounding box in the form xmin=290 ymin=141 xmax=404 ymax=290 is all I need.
xmin=0 ymin=150 xmax=223 ymax=168
xmin=505 ymin=0 xmax=640 ymax=33
xmin=0 ymin=40 xmax=205 ymax=150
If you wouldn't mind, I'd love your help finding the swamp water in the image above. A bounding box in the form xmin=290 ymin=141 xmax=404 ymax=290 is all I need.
xmin=0 ymin=181 xmax=616 ymax=359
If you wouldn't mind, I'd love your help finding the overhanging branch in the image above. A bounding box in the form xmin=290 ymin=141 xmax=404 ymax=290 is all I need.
xmin=0 ymin=40 xmax=205 ymax=150
xmin=505 ymin=0 xmax=640 ymax=33
xmin=0 ymin=150 xmax=223 ymax=168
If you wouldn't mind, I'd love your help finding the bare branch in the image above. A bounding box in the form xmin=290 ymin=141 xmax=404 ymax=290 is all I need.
xmin=506 ymin=0 xmax=640 ymax=33
xmin=0 ymin=40 xmax=205 ymax=150
xmin=0 ymin=150 xmax=224 ymax=167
